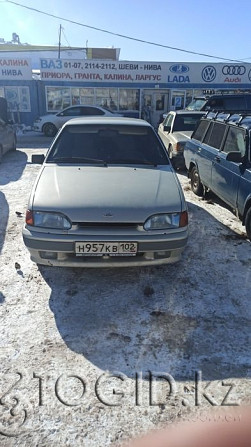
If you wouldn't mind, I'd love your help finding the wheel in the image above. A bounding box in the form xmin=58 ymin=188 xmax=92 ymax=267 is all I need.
xmin=190 ymin=166 xmax=204 ymax=196
xmin=245 ymin=207 xmax=251 ymax=240
xmin=43 ymin=123 xmax=57 ymax=137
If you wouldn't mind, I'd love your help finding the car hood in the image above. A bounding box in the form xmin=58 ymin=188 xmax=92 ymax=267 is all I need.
xmin=31 ymin=165 xmax=183 ymax=222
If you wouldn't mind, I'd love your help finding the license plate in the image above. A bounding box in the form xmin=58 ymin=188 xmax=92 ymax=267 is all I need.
xmin=75 ymin=242 xmax=138 ymax=256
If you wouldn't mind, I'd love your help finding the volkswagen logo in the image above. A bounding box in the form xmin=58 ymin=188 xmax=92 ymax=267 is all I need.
xmin=169 ymin=64 xmax=189 ymax=73
xmin=201 ymin=66 xmax=217 ymax=82
xmin=222 ymin=65 xmax=246 ymax=75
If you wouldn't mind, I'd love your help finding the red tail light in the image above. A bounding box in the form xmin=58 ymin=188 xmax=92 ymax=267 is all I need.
xmin=180 ymin=210 xmax=188 ymax=227
xmin=26 ymin=210 xmax=34 ymax=225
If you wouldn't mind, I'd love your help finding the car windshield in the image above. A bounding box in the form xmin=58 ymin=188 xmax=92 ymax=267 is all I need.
xmin=186 ymin=99 xmax=207 ymax=111
xmin=46 ymin=124 xmax=169 ymax=165
xmin=172 ymin=114 xmax=203 ymax=132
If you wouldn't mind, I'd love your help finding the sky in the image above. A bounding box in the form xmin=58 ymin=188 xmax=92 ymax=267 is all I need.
xmin=1 ymin=0 xmax=251 ymax=63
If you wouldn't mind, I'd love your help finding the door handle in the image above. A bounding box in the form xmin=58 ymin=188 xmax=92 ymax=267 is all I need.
xmin=214 ymin=155 xmax=221 ymax=162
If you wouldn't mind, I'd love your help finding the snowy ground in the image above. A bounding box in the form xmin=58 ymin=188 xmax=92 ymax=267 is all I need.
xmin=0 ymin=137 xmax=250 ymax=446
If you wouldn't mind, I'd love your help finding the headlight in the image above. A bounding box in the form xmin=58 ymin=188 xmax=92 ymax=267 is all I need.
xmin=26 ymin=210 xmax=71 ymax=229
xmin=144 ymin=212 xmax=188 ymax=230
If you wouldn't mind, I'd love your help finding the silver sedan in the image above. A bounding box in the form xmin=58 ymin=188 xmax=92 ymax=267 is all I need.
xmin=23 ymin=117 xmax=188 ymax=267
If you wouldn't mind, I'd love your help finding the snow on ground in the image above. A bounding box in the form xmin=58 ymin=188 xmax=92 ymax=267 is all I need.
xmin=0 ymin=139 xmax=250 ymax=446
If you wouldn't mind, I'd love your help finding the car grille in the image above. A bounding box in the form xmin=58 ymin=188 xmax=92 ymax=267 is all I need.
xmin=74 ymin=222 xmax=140 ymax=230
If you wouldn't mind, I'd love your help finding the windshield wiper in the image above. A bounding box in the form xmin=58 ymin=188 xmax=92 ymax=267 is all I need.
xmin=51 ymin=157 xmax=107 ymax=165
xmin=108 ymin=159 xmax=158 ymax=166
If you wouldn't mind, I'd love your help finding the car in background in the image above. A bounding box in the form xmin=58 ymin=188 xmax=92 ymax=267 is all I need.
xmin=23 ymin=117 xmax=188 ymax=267
xmin=186 ymin=93 xmax=251 ymax=112
xmin=158 ymin=110 xmax=205 ymax=169
xmin=33 ymin=105 xmax=122 ymax=137
xmin=0 ymin=118 xmax=16 ymax=162
xmin=184 ymin=112 xmax=251 ymax=239
xmin=0 ymin=97 xmax=16 ymax=162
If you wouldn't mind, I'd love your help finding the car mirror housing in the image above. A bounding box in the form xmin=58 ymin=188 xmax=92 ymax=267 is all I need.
xmin=32 ymin=154 xmax=45 ymax=164
xmin=226 ymin=151 xmax=243 ymax=163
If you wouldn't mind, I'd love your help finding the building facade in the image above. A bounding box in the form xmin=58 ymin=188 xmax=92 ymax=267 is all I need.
xmin=1 ymin=49 xmax=251 ymax=128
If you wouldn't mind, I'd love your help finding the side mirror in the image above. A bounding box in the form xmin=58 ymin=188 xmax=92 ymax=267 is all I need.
xmin=226 ymin=151 xmax=243 ymax=163
xmin=32 ymin=154 xmax=45 ymax=164
xmin=164 ymin=125 xmax=171 ymax=133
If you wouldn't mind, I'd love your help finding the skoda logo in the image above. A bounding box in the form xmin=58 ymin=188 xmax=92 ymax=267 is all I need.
xmin=222 ymin=65 xmax=246 ymax=75
xmin=202 ymin=66 xmax=217 ymax=82
xmin=169 ymin=64 xmax=189 ymax=73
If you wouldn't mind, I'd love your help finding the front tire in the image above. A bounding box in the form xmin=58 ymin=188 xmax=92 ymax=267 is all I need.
xmin=190 ymin=166 xmax=204 ymax=196
xmin=245 ymin=207 xmax=251 ymax=240
xmin=43 ymin=123 xmax=57 ymax=137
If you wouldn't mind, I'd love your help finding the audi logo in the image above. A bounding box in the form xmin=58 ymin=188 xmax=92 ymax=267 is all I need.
xmin=222 ymin=65 xmax=246 ymax=75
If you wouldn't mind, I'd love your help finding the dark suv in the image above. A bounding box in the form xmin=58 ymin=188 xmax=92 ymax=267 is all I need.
xmin=184 ymin=112 xmax=251 ymax=239
xmin=186 ymin=94 xmax=251 ymax=113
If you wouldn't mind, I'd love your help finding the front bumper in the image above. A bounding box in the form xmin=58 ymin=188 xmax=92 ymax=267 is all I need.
xmin=33 ymin=123 xmax=42 ymax=132
xmin=23 ymin=226 xmax=188 ymax=267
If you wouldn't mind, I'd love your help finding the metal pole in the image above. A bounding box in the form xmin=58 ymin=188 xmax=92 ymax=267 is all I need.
xmin=58 ymin=24 xmax=62 ymax=59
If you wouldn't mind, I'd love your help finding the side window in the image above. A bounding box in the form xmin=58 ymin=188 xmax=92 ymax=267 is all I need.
xmin=223 ymin=97 xmax=245 ymax=111
xmin=206 ymin=98 xmax=224 ymax=110
xmin=82 ymin=107 xmax=104 ymax=116
xmin=203 ymin=122 xmax=226 ymax=149
xmin=163 ymin=113 xmax=173 ymax=128
xmin=62 ymin=107 xmax=82 ymax=116
xmin=222 ymin=127 xmax=246 ymax=156
xmin=203 ymin=122 xmax=214 ymax=145
xmin=192 ymin=120 xmax=210 ymax=142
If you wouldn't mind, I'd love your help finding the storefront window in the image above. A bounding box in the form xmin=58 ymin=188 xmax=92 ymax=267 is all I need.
xmin=46 ymin=87 xmax=140 ymax=112
xmin=47 ymin=87 xmax=71 ymax=111
xmin=79 ymin=88 xmax=94 ymax=105
xmin=96 ymin=88 xmax=118 ymax=110
xmin=119 ymin=89 xmax=139 ymax=110
xmin=4 ymin=86 xmax=31 ymax=112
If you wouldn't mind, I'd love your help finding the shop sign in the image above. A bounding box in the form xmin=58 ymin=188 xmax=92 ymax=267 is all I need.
xmin=39 ymin=59 xmax=251 ymax=86
xmin=0 ymin=58 xmax=32 ymax=80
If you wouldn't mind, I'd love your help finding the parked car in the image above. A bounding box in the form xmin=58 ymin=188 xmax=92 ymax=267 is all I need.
xmin=186 ymin=93 xmax=251 ymax=112
xmin=33 ymin=105 xmax=121 ymax=137
xmin=23 ymin=117 xmax=188 ymax=267
xmin=184 ymin=112 xmax=251 ymax=239
xmin=158 ymin=110 xmax=205 ymax=169
xmin=0 ymin=98 xmax=16 ymax=162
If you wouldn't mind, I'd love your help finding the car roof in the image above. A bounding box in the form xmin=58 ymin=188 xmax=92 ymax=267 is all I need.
xmin=62 ymin=116 xmax=152 ymax=127
xmin=169 ymin=110 xmax=205 ymax=115
xmin=203 ymin=112 xmax=251 ymax=130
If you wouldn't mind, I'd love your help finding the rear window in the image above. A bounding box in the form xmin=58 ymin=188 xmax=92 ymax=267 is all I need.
xmin=192 ymin=120 xmax=210 ymax=142
xmin=47 ymin=125 xmax=169 ymax=165
xmin=172 ymin=114 xmax=203 ymax=132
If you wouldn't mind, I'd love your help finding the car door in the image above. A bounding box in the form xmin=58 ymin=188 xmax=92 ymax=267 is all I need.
xmin=197 ymin=121 xmax=227 ymax=188
xmin=158 ymin=113 xmax=174 ymax=152
xmin=211 ymin=125 xmax=246 ymax=208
